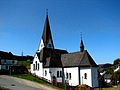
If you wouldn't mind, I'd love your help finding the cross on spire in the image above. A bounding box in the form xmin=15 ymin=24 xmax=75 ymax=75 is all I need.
xmin=80 ymin=32 xmax=84 ymax=52
xmin=80 ymin=32 xmax=82 ymax=40
xmin=46 ymin=9 xmax=48 ymax=16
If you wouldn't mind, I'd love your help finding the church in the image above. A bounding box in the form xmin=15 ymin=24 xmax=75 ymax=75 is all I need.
xmin=31 ymin=14 xmax=99 ymax=87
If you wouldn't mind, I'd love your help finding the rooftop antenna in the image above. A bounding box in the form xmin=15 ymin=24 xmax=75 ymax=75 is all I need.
xmin=21 ymin=50 xmax=23 ymax=56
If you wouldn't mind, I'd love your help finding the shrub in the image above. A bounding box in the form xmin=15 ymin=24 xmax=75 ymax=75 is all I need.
xmin=76 ymin=84 xmax=93 ymax=90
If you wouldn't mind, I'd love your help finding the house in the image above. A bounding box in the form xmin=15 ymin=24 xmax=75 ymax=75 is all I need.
xmin=114 ymin=63 xmax=120 ymax=72
xmin=31 ymin=14 xmax=99 ymax=87
xmin=0 ymin=51 xmax=17 ymax=71
xmin=0 ymin=51 xmax=33 ymax=73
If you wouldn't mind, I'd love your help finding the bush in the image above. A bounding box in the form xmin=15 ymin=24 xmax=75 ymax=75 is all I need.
xmin=76 ymin=84 xmax=93 ymax=90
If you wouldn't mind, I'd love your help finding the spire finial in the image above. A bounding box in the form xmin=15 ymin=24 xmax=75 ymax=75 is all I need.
xmin=80 ymin=32 xmax=82 ymax=40
xmin=46 ymin=9 xmax=48 ymax=16
xmin=80 ymin=32 xmax=84 ymax=52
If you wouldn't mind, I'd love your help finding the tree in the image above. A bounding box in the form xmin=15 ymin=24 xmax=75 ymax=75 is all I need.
xmin=111 ymin=71 xmax=120 ymax=85
xmin=106 ymin=67 xmax=114 ymax=74
xmin=113 ymin=58 xmax=120 ymax=65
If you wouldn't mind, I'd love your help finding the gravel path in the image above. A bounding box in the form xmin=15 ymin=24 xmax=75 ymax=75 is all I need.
xmin=0 ymin=75 xmax=57 ymax=90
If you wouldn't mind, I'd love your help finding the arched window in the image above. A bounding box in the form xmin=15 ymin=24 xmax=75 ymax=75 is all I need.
xmin=45 ymin=70 xmax=47 ymax=76
xmin=35 ymin=61 xmax=37 ymax=70
xmin=38 ymin=63 xmax=39 ymax=70
xmin=84 ymin=73 xmax=87 ymax=79
xmin=33 ymin=64 xmax=35 ymax=71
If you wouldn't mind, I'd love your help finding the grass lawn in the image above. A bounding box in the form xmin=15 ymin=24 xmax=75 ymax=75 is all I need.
xmin=94 ymin=87 xmax=118 ymax=90
xmin=11 ymin=74 xmax=119 ymax=90
xmin=12 ymin=74 xmax=64 ymax=90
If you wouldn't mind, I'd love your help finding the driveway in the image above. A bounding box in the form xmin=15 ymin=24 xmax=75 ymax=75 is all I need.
xmin=0 ymin=75 xmax=57 ymax=90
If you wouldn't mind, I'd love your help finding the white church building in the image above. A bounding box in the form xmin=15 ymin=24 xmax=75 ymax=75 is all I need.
xmin=31 ymin=14 xmax=99 ymax=87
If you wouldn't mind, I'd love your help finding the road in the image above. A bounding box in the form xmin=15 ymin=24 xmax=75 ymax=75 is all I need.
xmin=0 ymin=75 xmax=57 ymax=90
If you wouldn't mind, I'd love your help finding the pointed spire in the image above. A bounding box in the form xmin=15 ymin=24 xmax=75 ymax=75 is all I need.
xmin=80 ymin=33 xmax=84 ymax=52
xmin=41 ymin=11 xmax=54 ymax=49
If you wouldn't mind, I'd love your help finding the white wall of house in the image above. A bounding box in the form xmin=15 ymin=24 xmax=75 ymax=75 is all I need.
xmin=50 ymin=68 xmax=63 ymax=83
xmin=80 ymin=67 xmax=98 ymax=88
xmin=0 ymin=59 xmax=17 ymax=70
xmin=43 ymin=68 xmax=51 ymax=82
xmin=64 ymin=67 xmax=79 ymax=86
xmin=80 ymin=67 xmax=92 ymax=87
xmin=31 ymin=54 xmax=43 ymax=77
xmin=43 ymin=68 xmax=63 ymax=83
xmin=91 ymin=67 xmax=98 ymax=87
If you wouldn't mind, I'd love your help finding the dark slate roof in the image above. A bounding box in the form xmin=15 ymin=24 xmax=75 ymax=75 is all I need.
xmin=61 ymin=50 xmax=97 ymax=67
xmin=0 ymin=51 xmax=15 ymax=60
xmin=0 ymin=51 xmax=33 ymax=61
xmin=37 ymin=47 xmax=68 ymax=62
xmin=42 ymin=15 xmax=54 ymax=48
xmin=39 ymin=49 xmax=98 ymax=68
xmin=44 ymin=57 xmax=62 ymax=68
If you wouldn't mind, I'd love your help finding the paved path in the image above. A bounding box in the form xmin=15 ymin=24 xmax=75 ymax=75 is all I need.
xmin=0 ymin=75 xmax=57 ymax=90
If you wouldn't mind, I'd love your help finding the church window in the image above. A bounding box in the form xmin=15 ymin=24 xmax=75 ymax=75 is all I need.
xmin=45 ymin=70 xmax=47 ymax=76
xmin=57 ymin=71 xmax=59 ymax=77
xmin=66 ymin=73 xmax=68 ymax=79
xmin=35 ymin=61 xmax=37 ymax=70
xmin=33 ymin=64 xmax=35 ymax=71
xmin=69 ymin=73 xmax=71 ymax=80
xmin=38 ymin=63 xmax=39 ymax=70
xmin=60 ymin=71 xmax=62 ymax=77
xmin=84 ymin=73 xmax=87 ymax=79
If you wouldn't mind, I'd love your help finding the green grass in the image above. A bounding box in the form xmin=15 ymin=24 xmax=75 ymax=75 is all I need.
xmin=12 ymin=74 xmax=46 ymax=84
xmin=12 ymin=74 xmax=119 ymax=90
xmin=12 ymin=74 xmax=64 ymax=90
xmin=94 ymin=87 xmax=118 ymax=90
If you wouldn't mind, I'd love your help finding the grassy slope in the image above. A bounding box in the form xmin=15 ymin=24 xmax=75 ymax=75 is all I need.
xmin=12 ymin=74 xmax=64 ymax=90
xmin=12 ymin=74 xmax=118 ymax=90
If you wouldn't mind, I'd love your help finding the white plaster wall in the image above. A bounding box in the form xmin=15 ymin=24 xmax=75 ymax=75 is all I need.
xmin=49 ymin=68 xmax=62 ymax=82
xmin=31 ymin=54 xmax=43 ymax=77
xmin=36 ymin=62 xmax=43 ymax=77
xmin=64 ymin=67 xmax=79 ymax=86
xmin=30 ymin=64 xmax=33 ymax=73
xmin=43 ymin=68 xmax=51 ymax=82
xmin=80 ymin=67 xmax=92 ymax=87
xmin=91 ymin=67 xmax=98 ymax=87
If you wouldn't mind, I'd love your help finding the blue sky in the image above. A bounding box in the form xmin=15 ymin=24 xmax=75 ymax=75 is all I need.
xmin=0 ymin=0 xmax=120 ymax=64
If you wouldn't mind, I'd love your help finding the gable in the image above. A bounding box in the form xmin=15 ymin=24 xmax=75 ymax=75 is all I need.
xmin=80 ymin=51 xmax=97 ymax=67
xmin=61 ymin=50 xmax=97 ymax=67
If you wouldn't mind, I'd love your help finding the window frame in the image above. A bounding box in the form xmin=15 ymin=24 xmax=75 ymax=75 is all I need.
xmin=45 ymin=70 xmax=47 ymax=76
xmin=84 ymin=73 xmax=87 ymax=79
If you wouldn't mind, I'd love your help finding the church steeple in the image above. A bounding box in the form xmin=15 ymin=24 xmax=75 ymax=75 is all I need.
xmin=80 ymin=34 xmax=84 ymax=52
xmin=38 ymin=11 xmax=54 ymax=52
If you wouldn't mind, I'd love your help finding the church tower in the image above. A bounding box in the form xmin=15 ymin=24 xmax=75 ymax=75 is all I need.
xmin=38 ymin=13 xmax=54 ymax=52
xmin=80 ymin=38 xmax=84 ymax=52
